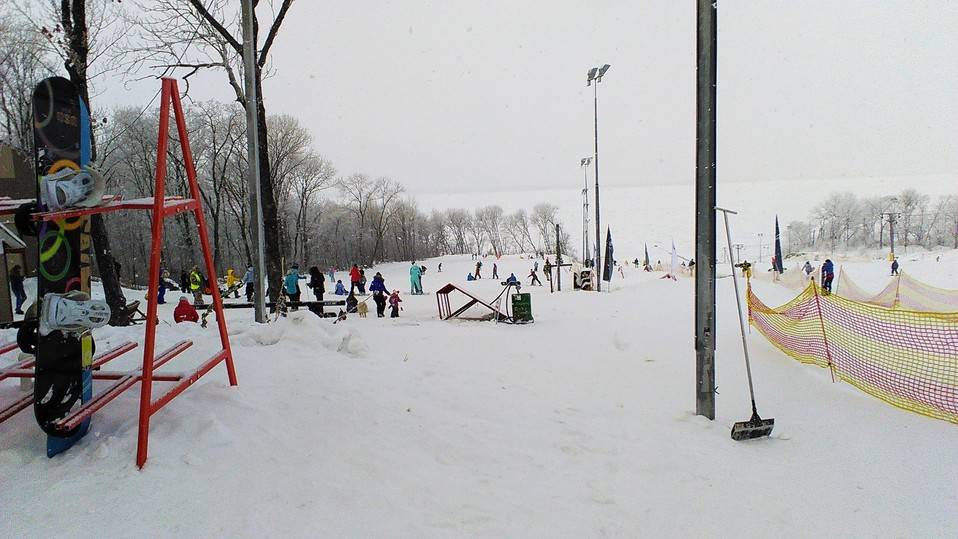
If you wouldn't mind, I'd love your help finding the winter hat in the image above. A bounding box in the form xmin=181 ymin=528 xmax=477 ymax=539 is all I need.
xmin=179 ymin=295 xmax=188 ymax=302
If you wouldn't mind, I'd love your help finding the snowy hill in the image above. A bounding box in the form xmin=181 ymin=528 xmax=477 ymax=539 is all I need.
xmin=2 ymin=253 xmax=956 ymax=537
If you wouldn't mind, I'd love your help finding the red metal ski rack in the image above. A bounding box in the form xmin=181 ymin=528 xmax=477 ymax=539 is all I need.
xmin=0 ymin=78 xmax=237 ymax=468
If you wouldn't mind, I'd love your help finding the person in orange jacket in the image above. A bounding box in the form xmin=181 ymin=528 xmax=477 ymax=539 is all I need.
xmin=173 ymin=296 xmax=199 ymax=323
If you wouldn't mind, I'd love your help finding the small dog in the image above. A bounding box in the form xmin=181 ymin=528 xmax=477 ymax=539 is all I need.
xmin=356 ymin=301 xmax=369 ymax=318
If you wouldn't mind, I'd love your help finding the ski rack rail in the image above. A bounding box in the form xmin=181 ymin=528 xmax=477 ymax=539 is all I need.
xmin=0 ymin=78 xmax=237 ymax=468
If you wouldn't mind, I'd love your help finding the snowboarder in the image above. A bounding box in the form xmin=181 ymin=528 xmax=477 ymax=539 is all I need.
xmin=369 ymin=272 xmax=388 ymax=317
xmin=189 ymin=265 xmax=204 ymax=306
xmin=308 ymin=266 xmax=325 ymax=300
xmin=821 ymin=259 xmax=835 ymax=294
xmin=891 ymin=258 xmax=900 ymax=276
xmin=8 ymin=265 xmax=27 ymax=315
xmin=389 ymin=290 xmax=402 ymax=318
xmin=410 ymin=261 xmax=423 ymax=294
xmin=225 ymin=268 xmax=240 ymax=298
xmin=349 ymin=264 xmax=361 ymax=293
xmin=528 ymin=269 xmax=542 ymax=286
xmin=173 ymin=296 xmax=199 ymax=323
xmin=335 ymin=280 xmax=347 ymax=295
xmin=492 ymin=263 xmax=499 ymax=280
xmin=243 ymin=265 xmax=255 ymax=302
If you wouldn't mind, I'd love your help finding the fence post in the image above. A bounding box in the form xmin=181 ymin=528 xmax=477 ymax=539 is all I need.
xmin=811 ymin=280 xmax=836 ymax=383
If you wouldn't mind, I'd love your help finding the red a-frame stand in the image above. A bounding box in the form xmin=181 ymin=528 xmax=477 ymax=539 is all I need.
xmin=0 ymin=78 xmax=237 ymax=468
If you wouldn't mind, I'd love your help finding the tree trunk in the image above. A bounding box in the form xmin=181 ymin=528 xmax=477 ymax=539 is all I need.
xmin=254 ymin=74 xmax=282 ymax=301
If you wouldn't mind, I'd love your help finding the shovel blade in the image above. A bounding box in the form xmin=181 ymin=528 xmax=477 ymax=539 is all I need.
xmin=730 ymin=417 xmax=774 ymax=441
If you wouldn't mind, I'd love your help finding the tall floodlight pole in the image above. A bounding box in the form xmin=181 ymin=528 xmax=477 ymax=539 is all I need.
xmin=242 ymin=0 xmax=267 ymax=323
xmin=695 ymin=0 xmax=717 ymax=419
xmin=580 ymin=157 xmax=592 ymax=264
xmin=587 ymin=64 xmax=611 ymax=291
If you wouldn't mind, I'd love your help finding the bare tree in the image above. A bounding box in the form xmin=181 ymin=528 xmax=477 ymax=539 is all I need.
xmin=123 ymin=0 xmax=296 ymax=301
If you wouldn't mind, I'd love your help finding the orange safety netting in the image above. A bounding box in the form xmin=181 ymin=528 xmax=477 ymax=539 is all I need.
xmin=836 ymin=270 xmax=958 ymax=312
xmin=748 ymin=281 xmax=958 ymax=424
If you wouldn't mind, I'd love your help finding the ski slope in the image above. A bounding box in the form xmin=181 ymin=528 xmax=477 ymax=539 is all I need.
xmin=1 ymin=252 xmax=956 ymax=537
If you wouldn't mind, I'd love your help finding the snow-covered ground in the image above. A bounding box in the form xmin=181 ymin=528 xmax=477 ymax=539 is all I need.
xmin=2 ymin=251 xmax=956 ymax=537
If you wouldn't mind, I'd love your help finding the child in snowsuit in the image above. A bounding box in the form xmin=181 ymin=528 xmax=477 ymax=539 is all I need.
xmin=225 ymin=268 xmax=239 ymax=298
xmin=173 ymin=296 xmax=199 ymax=323
xmin=335 ymin=280 xmax=347 ymax=295
xmin=891 ymin=258 xmax=900 ymax=276
xmin=389 ymin=290 xmax=402 ymax=318
xmin=284 ymin=266 xmax=305 ymax=310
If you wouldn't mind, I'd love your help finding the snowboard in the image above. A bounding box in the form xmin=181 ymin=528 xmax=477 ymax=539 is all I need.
xmin=30 ymin=77 xmax=96 ymax=456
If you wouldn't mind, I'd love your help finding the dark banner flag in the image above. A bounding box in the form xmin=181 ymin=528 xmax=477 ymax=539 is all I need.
xmin=602 ymin=228 xmax=614 ymax=282
xmin=774 ymin=216 xmax=784 ymax=273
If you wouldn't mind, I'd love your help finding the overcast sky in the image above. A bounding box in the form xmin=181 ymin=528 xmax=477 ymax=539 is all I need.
xmin=101 ymin=1 xmax=958 ymax=194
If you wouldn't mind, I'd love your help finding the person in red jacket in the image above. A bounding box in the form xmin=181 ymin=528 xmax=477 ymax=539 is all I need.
xmin=349 ymin=264 xmax=362 ymax=293
xmin=173 ymin=296 xmax=199 ymax=323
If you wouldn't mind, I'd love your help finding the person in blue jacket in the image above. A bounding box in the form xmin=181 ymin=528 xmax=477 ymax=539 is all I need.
xmin=243 ymin=265 xmax=255 ymax=302
xmin=821 ymin=259 xmax=835 ymax=294
xmin=467 ymin=273 xmax=476 ymax=281
xmin=369 ymin=271 xmax=388 ymax=317
xmin=409 ymin=261 xmax=423 ymax=295
xmin=505 ymin=273 xmax=519 ymax=284
xmin=284 ymin=264 xmax=306 ymax=310
xmin=334 ymin=280 xmax=347 ymax=295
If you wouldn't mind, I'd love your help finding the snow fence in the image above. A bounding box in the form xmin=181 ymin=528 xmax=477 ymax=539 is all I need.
xmin=748 ymin=280 xmax=958 ymax=424
xmin=835 ymin=270 xmax=958 ymax=312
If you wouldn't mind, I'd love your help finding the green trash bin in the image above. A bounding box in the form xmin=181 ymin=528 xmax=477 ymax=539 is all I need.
xmin=511 ymin=293 xmax=533 ymax=323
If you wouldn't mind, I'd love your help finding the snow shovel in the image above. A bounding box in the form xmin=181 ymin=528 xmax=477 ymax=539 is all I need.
xmin=716 ymin=207 xmax=774 ymax=441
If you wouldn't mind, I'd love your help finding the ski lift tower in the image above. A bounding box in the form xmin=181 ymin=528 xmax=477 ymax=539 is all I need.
xmin=580 ymin=157 xmax=592 ymax=265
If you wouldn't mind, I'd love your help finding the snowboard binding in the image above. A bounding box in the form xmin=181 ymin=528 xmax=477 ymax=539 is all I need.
xmin=40 ymin=166 xmax=106 ymax=211
xmin=39 ymin=291 xmax=111 ymax=337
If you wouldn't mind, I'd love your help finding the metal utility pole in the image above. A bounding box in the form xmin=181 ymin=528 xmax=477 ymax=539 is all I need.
xmin=694 ymin=0 xmax=717 ymax=420
xmin=242 ymin=0 xmax=267 ymax=323
xmin=881 ymin=211 xmax=899 ymax=256
xmin=734 ymin=243 xmax=744 ymax=264
xmin=580 ymin=157 xmax=592 ymax=265
xmin=556 ymin=224 xmax=562 ymax=291
xmin=587 ymin=64 xmax=610 ymax=291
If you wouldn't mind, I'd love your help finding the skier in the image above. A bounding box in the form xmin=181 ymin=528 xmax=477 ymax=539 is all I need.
xmin=891 ymin=258 xmax=900 ymax=276
xmin=803 ymin=261 xmax=814 ymax=277
xmin=410 ymin=261 xmax=423 ymax=294
xmin=225 ymin=268 xmax=239 ymax=298
xmin=284 ymin=265 xmax=305 ymax=310
xmin=821 ymin=259 xmax=835 ymax=294
xmin=528 ymin=268 xmax=542 ymax=286
xmin=308 ymin=266 xmax=325 ymax=300
xmin=388 ymin=290 xmax=402 ymax=318
xmin=492 ymin=263 xmax=499 ymax=280
xmin=358 ymin=269 xmax=367 ymax=294
xmin=349 ymin=264 xmax=361 ymax=293
xmin=335 ymin=280 xmax=347 ymax=295
xmin=189 ymin=265 xmax=204 ymax=306
xmin=369 ymin=272 xmax=388 ymax=317
xmin=8 ymin=265 xmax=26 ymax=315
xmin=243 ymin=265 xmax=255 ymax=302
xmin=475 ymin=261 xmax=482 ymax=279
xmin=346 ymin=291 xmax=358 ymax=313
xmin=173 ymin=296 xmax=199 ymax=323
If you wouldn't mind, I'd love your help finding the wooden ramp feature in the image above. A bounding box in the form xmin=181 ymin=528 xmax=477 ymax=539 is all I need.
xmin=436 ymin=283 xmax=512 ymax=323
